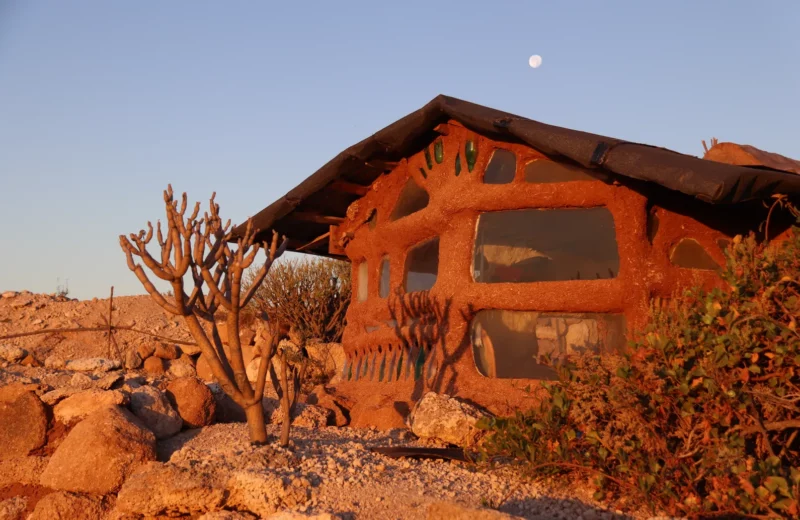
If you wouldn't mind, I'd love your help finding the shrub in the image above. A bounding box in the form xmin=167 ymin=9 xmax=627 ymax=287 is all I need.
xmin=247 ymin=256 xmax=350 ymax=345
xmin=479 ymin=223 xmax=800 ymax=517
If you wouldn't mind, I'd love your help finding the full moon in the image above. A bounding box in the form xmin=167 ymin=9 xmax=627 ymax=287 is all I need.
xmin=528 ymin=55 xmax=542 ymax=68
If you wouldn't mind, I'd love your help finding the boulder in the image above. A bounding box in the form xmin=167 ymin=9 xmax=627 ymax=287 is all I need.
xmin=154 ymin=343 xmax=180 ymax=360
xmin=266 ymin=401 xmax=332 ymax=429
xmin=136 ymin=343 xmax=156 ymax=359
xmin=40 ymin=387 xmax=81 ymax=406
xmin=265 ymin=514 xmax=337 ymax=520
xmin=143 ymin=356 xmax=167 ymax=375
xmin=408 ymin=392 xmax=490 ymax=447
xmin=349 ymin=393 xmax=408 ymax=430
xmin=19 ymin=353 xmax=42 ymax=367
xmin=40 ymin=407 xmax=156 ymax=494
xmin=305 ymin=343 xmax=346 ymax=379
xmin=125 ymin=350 xmax=143 ymax=370
xmin=69 ymin=373 xmax=94 ymax=389
xmin=0 ymin=456 xmax=48 ymax=487
xmin=0 ymin=291 xmax=17 ymax=298
xmin=115 ymin=462 xmax=226 ymax=516
xmin=53 ymin=389 xmax=129 ymax=425
xmin=0 ymin=345 xmax=27 ymax=363
xmin=130 ymin=385 xmax=183 ymax=439
xmin=240 ymin=328 xmax=256 ymax=347
xmin=28 ymin=491 xmax=109 ymax=520
xmin=64 ymin=358 xmax=121 ymax=372
xmin=0 ymin=496 xmax=27 ymax=520
xmin=198 ymin=512 xmax=256 ymax=520
xmin=426 ymin=502 xmax=524 ymax=519
xmin=0 ymin=391 xmax=48 ymax=459
xmin=165 ymin=377 xmax=216 ymax=428
xmin=0 ymin=382 xmax=45 ymax=402
xmin=44 ymin=357 xmax=65 ymax=370
xmin=178 ymin=342 xmax=202 ymax=356
xmin=225 ymin=471 xmax=310 ymax=517
xmin=305 ymin=386 xmax=351 ymax=427
xmin=167 ymin=360 xmax=197 ymax=379
xmin=96 ymin=372 xmax=122 ymax=390
xmin=198 ymin=344 xmax=256 ymax=383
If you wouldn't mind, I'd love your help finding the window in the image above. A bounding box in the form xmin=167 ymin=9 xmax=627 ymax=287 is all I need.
xmin=471 ymin=310 xmax=626 ymax=379
xmin=379 ymin=256 xmax=391 ymax=298
xmin=483 ymin=149 xmax=516 ymax=184
xmin=670 ymin=238 xmax=719 ymax=270
xmin=524 ymin=159 xmax=596 ymax=183
xmin=390 ymin=179 xmax=429 ymax=220
xmin=473 ymin=208 xmax=620 ymax=283
xmin=357 ymin=262 xmax=368 ymax=301
xmin=405 ymin=237 xmax=439 ymax=292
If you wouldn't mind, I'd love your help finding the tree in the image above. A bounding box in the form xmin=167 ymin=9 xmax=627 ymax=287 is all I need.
xmin=119 ymin=186 xmax=288 ymax=444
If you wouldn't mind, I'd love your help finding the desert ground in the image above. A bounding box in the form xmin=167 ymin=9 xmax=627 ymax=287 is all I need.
xmin=0 ymin=290 xmax=649 ymax=519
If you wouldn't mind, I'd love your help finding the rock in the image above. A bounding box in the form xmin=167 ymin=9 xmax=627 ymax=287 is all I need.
xmin=265 ymin=514 xmax=337 ymax=520
xmin=349 ymin=393 xmax=408 ymax=430
xmin=195 ymin=353 xmax=214 ymax=381
xmin=136 ymin=343 xmax=156 ymax=359
xmin=0 ymin=456 xmax=48 ymax=487
xmin=154 ymin=343 xmax=180 ymax=360
xmin=245 ymin=357 xmax=262 ymax=383
xmin=165 ymin=377 xmax=216 ymax=428
xmin=9 ymin=299 xmax=31 ymax=309
xmin=28 ymin=491 xmax=109 ymax=520
xmin=408 ymin=392 xmax=490 ymax=447
xmin=0 ymin=382 xmax=45 ymax=402
xmin=167 ymin=360 xmax=197 ymax=379
xmin=198 ymin=512 xmax=257 ymax=520
xmin=96 ymin=372 xmax=122 ymax=390
xmin=53 ymin=389 xmax=129 ymax=425
xmin=240 ymin=328 xmax=256 ymax=347
xmin=225 ymin=471 xmax=311 ymax=516
xmin=130 ymin=385 xmax=182 ymax=439
xmin=0 ymin=496 xmax=27 ymax=520
xmin=19 ymin=353 xmax=42 ymax=367
xmin=40 ymin=407 xmax=157 ymax=494
xmin=69 ymin=373 xmax=94 ymax=389
xmin=40 ymin=387 xmax=81 ymax=406
xmin=427 ymin=502 xmax=524 ymax=519
xmin=178 ymin=342 xmax=202 ymax=356
xmin=115 ymin=462 xmax=226 ymax=516
xmin=64 ymin=358 xmax=121 ymax=372
xmin=0 ymin=391 xmax=48 ymax=459
xmin=306 ymin=343 xmax=346 ymax=379
xmin=0 ymin=291 xmax=17 ymax=298
xmin=0 ymin=345 xmax=27 ymax=363
xmin=143 ymin=356 xmax=167 ymax=375
xmin=125 ymin=350 xmax=143 ymax=370
xmin=267 ymin=402 xmax=332 ymax=429
xmin=305 ymin=386 xmax=350 ymax=427
xmin=44 ymin=357 xmax=65 ymax=369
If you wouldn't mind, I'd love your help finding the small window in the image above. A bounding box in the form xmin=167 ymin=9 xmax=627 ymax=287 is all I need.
xmin=471 ymin=310 xmax=626 ymax=379
xmin=405 ymin=237 xmax=439 ymax=292
xmin=646 ymin=205 xmax=659 ymax=244
xmin=473 ymin=208 xmax=620 ymax=283
xmin=524 ymin=159 xmax=596 ymax=183
xmin=367 ymin=210 xmax=377 ymax=230
xmin=483 ymin=149 xmax=516 ymax=184
xmin=670 ymin=238 xmax=719 ymax=270
xmin=357 ymin=262 xmax=368 ymax=301
xmin=391 ymin=179 xmax=429 ymax=220
xmin=379 ymin=257 xmax=391 ymax=298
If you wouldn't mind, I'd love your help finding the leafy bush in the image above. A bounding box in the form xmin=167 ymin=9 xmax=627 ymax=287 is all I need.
xmin=246 ymin=256 xmax=350 ymax=345
xmin=479 ymin=224 xmax=800 ymax=518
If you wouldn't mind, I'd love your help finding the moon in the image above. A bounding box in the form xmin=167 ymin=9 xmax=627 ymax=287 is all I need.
xmin=528 ymin=55 xmax=542 ymax=69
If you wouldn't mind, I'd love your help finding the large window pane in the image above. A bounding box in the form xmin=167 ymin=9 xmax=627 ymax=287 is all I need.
xmin=523 ymin=159 xmax=596 ymax=183
xmin=391 ymin=179 xmax=429 ymax=220
xmin=670 ymin=238 xmax=719 ymax=270
xmin=473 ymin=208 xmax=620 ymax=283
xmin=471 ymin=310 xmax=626 ymax=379
xmin=405 ymin=238 xmax=439 ymax=292
xmin=357 ymin=262 xmax=368 ymax=301
xmin=379 ymin=256 xmax=391 ymax=298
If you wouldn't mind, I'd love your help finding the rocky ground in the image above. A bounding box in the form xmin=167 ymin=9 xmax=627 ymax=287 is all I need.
xmin=0 ymin=292 xmax=655 ymax=519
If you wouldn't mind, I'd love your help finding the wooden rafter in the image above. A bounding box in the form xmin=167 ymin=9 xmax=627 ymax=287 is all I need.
xmin=328 ymin=180 xmax=370 ymax=197
xmin=296 ymin=231 xmax=330 ymax=252
xmin=289 ymin=211 xmax=345 ymax=225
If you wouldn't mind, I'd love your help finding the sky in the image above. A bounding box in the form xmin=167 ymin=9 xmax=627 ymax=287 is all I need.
xmin=0 ymin=1 xmax=798 ymax=300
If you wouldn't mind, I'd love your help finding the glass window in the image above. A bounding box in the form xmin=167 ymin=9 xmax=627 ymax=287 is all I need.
xmin=405 ymin=238 xmax=439 ymax=292
xmin=471 ymin=310 xmax=626 ymax=379
xmin=379 ymin=256 xmax=391 ymax=298
xmin=670 ymin=238 xmax=719 ymax=270
xmin=357 ymin=262 xmax=368 ymax=301
xmin=390 ymin=179 xmax=429 ymax=220
xmin=473 ymin=208 xmax=620 ymax=283
xmin=483 ymin=149 xmax=516 ymax=184
xmin=524 ymin=159 xmax=596 ymax=183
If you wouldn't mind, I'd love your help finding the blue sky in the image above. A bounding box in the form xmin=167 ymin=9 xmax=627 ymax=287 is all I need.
xmin=1 ymin=1 xmax=798 ymax=299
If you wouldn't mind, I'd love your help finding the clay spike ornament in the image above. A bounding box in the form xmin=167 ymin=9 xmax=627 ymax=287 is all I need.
xmin=424 ymin=147 xmax=433 ymax=170
xmin=455 ymin=153 xmax=462 ymax=176
xmin=465 ymin=140 xmax=478 ymax=172
xmin=434 ymin=140 xmax=444 ymax=164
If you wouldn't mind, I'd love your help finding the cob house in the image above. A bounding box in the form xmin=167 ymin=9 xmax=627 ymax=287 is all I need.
xmin=243 ymin=95 xmax=800 ymax=416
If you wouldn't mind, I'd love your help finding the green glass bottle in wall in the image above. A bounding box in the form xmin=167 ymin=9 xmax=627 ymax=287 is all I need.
xmin=465 ymin=140 xmax=478 ymax=172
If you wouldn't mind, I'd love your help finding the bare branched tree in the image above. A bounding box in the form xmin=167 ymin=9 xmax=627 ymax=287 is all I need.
xmin=119 ymin=185 xmax=289 ymax=444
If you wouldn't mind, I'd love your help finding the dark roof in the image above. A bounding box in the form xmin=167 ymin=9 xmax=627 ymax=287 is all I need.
xmin=242 ymin=95 xmax=800 ymax=255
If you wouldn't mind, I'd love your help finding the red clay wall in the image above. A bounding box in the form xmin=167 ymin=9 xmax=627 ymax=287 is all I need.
xmin=329 ymin=122 xmax=734 ymax=416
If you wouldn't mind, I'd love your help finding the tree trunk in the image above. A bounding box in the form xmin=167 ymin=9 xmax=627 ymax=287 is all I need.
xmin=245 ymin=402 xmax=268 ymax=445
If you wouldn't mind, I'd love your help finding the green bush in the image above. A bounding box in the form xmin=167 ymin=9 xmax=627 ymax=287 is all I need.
xmin=479 ymin=225 xmax=800 ymax=518
xmin=246 ymin=256 xmax=350 ymax=345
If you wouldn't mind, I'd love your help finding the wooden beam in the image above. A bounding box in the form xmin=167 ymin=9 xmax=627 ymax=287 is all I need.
xmin=328 ymin=180 xmax=370 ymax=197
xmin=296 ymin=232 xmax=330 ymax=252
xmin=289 ymin=211 xmax=345 ymax=225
